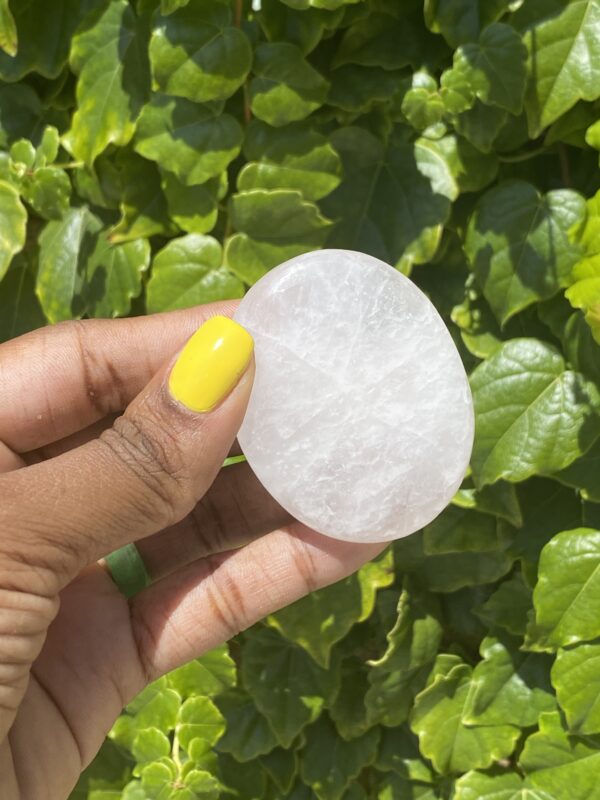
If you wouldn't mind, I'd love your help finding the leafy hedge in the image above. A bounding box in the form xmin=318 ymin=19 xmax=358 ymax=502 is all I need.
xmin=2 ymin=0 xmax=600 ymax=797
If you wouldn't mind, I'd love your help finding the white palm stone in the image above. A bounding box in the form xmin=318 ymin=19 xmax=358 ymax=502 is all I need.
xmin=234 ymin=249 xmax=474 ymax=543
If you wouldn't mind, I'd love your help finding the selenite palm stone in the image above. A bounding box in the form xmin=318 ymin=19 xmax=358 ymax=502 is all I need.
xmin=233 ymin=249 xmax=474 ymax=543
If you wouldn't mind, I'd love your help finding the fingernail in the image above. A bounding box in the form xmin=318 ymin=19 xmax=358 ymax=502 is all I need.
xmin=168 ymin=316 xmax=254 ymax=413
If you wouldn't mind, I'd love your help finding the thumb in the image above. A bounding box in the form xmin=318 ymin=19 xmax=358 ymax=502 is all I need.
xmin=1 ymin=316 xmax=255 ymax=586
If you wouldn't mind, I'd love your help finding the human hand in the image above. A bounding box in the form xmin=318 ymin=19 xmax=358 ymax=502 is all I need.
xmin=0 ymin=302 xmax=385 ymax=799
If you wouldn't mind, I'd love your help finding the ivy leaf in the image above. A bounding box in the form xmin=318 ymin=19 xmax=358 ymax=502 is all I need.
xmin=328 ymin=657 xmax=371 ymax=740
xmin=146 ymin=233 xmax=243 ymax=313
xmin=465 ymin=181 xmax=586 ymax=325
xmin=442 ymin=23 xmax=527 ymax=114
xmin=225 ymin=189 xmax=332 ymax=285
xmin=36 ymin=206 xmax=93 ymax=323
xmin=0 ymin=84 xmax=42 ymax=149
xmin=259 ymin=747 xmax=297 ymax=795
xmin=249 ymin=43 xmax=329 ymax=127
xmin=452 ymin=481 xmax=522 ymax=528
xmin=110 ymin=153 xmax=175 ymax=244
xmin=0 ymin=0 xmax=17 ymax=57
xmin=162 ymin=171 xmax=224 ymax=235
xmin=21 ymin=166 xmax=71 ymax=220
xmin=552 ymin=641 xmax=600 ymax=734
xmin=374 ymin=725 xmax=434 ymax=784
xmin=454 ymin=100 xmax=508 ymax=153
xmin=267 ymin=553 xmax=392 ymax=668
xmin=175 ymin=696 xmax=225 ymax=751
xmin=0 ymin=0 xmax=105 ymax=81
xmin=242 ymin=626 xmax=339 ymax=748
xmin=554 ymin=438 xmax=600 ymax=502
xmin=475 ymin=572 xmax=533 ymax=636
xmin=83 ymin=233 xmax=150 ymax=319
xmin=150 ymin=1 xmax=251 ymax=104
xmin=322 ymin=126 xmax=454 ymax=273
xmin=134 ymin=94 xmax=243 ymax=186
xmin=239 ymin=120 xmax=341 ymax=202
xmin=0 ymin=180 xmax=27 ymax=281
xmin=423 ymin=506 xmax=514 ymax=555
xmin=0 ymin=257 xmax=46 ymax=344
xmin=469 ymin=338 xmax=600 ymax=487
xmin=300 ymin=715 xmax=379 ymax=800
xmin=215 ymin=690 xmax=278 ymax=762
xmin=365 ymin=582 xmax=442 ymax=728
xmin=131 ymin=729 xmax=170 ymax=765
xmin=519 ymin=710 xmax=600 ymax=800
xmin=166 ymin=645 xmax=236 ymax=699
xmin=333 ymin=10 xmax=437 ymax=71
xmin=424 ymin=0 xmax=519 ymax=48
xmin=393 ymin=530 xmax=514 ymax=593
xmin=64 ymin=0 xmax=150 ymax=166
xmin=526 ymin=528 xmax=600 ymax=652
xmin=258 ymin=2 xmax=339 ymax=55
xmin=410 ymin=662 xmax=520 ymax=775
xmin=518 ymin=0 xmax=600 ymax=136
xmin=462 ymin=634 xmax=555 ymax=727
xmin=454 ymin=770 xmax=552 ymax=800
xmin=565 ymin=188 xmax=600 ymax=344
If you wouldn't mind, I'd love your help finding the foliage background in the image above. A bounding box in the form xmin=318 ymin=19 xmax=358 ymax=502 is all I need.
xmin=1 ymin=0 xmax=600 ymax=797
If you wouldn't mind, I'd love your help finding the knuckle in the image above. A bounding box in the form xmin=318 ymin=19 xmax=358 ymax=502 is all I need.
xmin=204 ymin=554 xmax=250 ymax=640
xmin=67 ymin=319 xmax=131 ymax=416
xmin=100 ymin=411 xmax=193 ymax=527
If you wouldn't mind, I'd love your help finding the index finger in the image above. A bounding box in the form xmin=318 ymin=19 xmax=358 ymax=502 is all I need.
xmin=0 ymin=300 xmax=239 ymax=453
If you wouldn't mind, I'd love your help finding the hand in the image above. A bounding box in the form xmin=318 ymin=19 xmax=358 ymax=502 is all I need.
xmin=0 ymin=302 xmax=385 ymax=800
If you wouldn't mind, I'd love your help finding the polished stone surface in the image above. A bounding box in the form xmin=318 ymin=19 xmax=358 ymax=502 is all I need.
xmin=234 ymin=249 xmax=474 ymax=542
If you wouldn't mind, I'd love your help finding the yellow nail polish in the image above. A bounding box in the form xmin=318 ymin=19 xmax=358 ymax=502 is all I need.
xmin=168 ymin=316 xmax=254 ymax=412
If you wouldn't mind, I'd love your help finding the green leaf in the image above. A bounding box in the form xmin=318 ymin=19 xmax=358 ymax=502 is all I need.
xmin=452 ymin=481 xmax=523 ymax=528
xmin=267 ymin=569 xmax=383 ymax=668
xmin=462 ymin=634 xmax=555 ymax=727
xmin=526 ymin=528 xmax=600 ymax=651
xmin=149 ymin=1 xmax=251 ymax=104
xmin=131 ymin=728 xmax=171 ymax=764
xmin=176 ymin=696 xmax=225 ymax=751
xmin=134 ymin=94 xmax=243 ymax=186
xmin=0 ymin=0 xmax=105 ymax=81
xmin=424 ymin=0 xmax=518 ymax=47
xmin=454 ymin=101 xmax=508 ymax=153
xmin=36 ymin=206 xmax=93 ymax=323
xmin=519 ymin=710 xmax=600 ymax=800
xmin=552 ymin=641 xmax=600 ymax=734
xmin=0 ymin=0 xmax=16 ymax=57
xmin=258 ymin=2 xmax=339 ymax=55
xmin=0 ymin=84 xmax=42 ymax=149
xmin=469 ymin=338 xmax=600 ymax=487
xmin=475 ymin=572 xmax=533 ymax=636
xmin=111 ymin=153 xmax=175 ymax=244
xmin=454 ymin=770 xmax=551 ymax=800
xmin=21 ymin=166 xmax=71 ymax=220
xmin=410 ymin=662 xmax=520 ymax=775
xmin=442 ymin=23 xmax=527 ymax=114
xmin=375 ymin=725 xmax=434 ymax=784
xmin=365 ymin=582 xmax=442 ymax=727
xmin=166 ymin=646 xmax=236 ymax=699
xmin=0 ymin=180 xmax=27 ymax=281
xmin=242 ymin=626 xmax=339 ymax=748
xmin=333 ymin=10 xmax=439 ymax=71
xmin=259 ymin=747 xmax=297 ymax=795
xmin=554 ymin=437 xmax=600 ymax=502
xmin=393 ymin=530 xmax=515 ymax=593
xmin=249 ymin=43 xmax=329 ymax=127
xmin=0 ymin=257 xmax=46 ymax=344
xmin=162 ymin=171 xmax=223 ymax=235
xmin=239 ymin=120 xmax=341 ymax=202
xmin=64 ymin=0 xmax=150 ymax=166
xmin=328 ymin=657 xmax=371 ymax=740
xmin=300 ymin=715 xmax=379 ymax=800
xmin=218 ymin=752 xmax=268 ymax=800
xmin=215 ymin=689 xmax=278 ymax=762
xmin=538 ymin=295 xmax=600 ymax=386
xmin=83 ymin=233 xmax=150 ymax=319
xmin=146 ymin=233 xmax=242 ymax=313
xmin=519 ymin=0 xmax=600 ymax=136
xmin=225 ymin=189 xmax=332 ymax=284
xmin=322 ymin=127 xmax=454 ymax=273
xmin=329 ymin=65 xmax=403 ymax=114
xmin=466 ymin=181 xmax=586 ymax=325
xmin=423 ymin=506 xmax=514 ymax=555
xmin=565 ymin=188 xmax=600 ymax=344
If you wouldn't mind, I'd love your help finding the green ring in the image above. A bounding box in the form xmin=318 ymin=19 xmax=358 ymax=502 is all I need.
xmin=105 ymin=543 xmax=152 ymax=598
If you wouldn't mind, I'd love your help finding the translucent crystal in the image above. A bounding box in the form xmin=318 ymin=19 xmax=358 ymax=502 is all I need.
xmin=234 ymin=249 xmax=474 ymax=543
